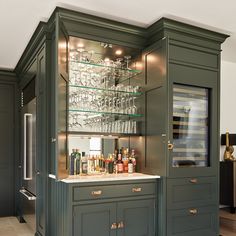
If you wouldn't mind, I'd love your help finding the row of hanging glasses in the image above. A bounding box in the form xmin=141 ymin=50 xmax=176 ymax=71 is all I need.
xmin=69 ymin=49 xmax=141 ymax=88
xmin=69 ymin=68 xmax=141 ymax=92
xmin=69 ymin=113 xmax=137 ymax=134
xmin=69 ymin=87 xmax=139 ymax=115
xmin=70 ymin=49 xmax=132 ymax=69
xmin=68 ymin=47 xmax=142 ymax=134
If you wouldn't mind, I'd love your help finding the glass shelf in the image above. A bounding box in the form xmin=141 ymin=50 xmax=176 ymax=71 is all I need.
xmin=70 ymin=60 xmax=142 ymax=82
xmin=69 ymin=109 xmax=143 ymax=117
xmin=69 ymin=84 xmax=142 ymax=96
xmin=70 ymin=60 xmax=141 ymax=74
xmin=68 ymin=131 xmax=141 ymax=137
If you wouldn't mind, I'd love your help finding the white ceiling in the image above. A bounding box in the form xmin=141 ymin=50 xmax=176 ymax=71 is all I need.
xmin=1 ymin=0 xmax=236 ymax=69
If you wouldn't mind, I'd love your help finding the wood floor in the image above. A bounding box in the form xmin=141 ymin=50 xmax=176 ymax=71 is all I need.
xmin=0 ymin=217 xmax=34 ymax=236
xmin=0 ymin=209 xmax=236 ymax=236
xmin=220 ymin=207 xmax=236 ymax=236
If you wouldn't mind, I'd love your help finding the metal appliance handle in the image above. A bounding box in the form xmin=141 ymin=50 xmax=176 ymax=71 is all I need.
xmin=20 ymin=189 xmax=36 ymax=201
xmin=24 ymin=113 xmax=33 ymax=180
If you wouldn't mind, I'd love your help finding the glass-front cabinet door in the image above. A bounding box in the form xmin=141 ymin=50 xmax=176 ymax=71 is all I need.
xmin=172 ymin=84 xmax=209 ymax=168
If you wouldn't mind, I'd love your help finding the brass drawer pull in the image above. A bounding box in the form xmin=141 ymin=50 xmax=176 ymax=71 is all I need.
xmin=189 ymin=208 xmax=198 ymax=215
xmin=111 ymin=223 xmax=117 ymax=229
xmin=190 ymin=178 xmax=198 ymax=183
xmin=168 ymin=143 xmax=174 ymax=150
xmin=118 ymin=221 xmax=124 ymax=229
xmin=91 ymin=190 xmax=102 ymax=196
xmin=132 ymin=187 xmax=142 ymax=192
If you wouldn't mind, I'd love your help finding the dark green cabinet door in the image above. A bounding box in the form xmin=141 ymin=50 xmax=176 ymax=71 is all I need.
xmin=73 ymin=203 xmax=116 ymax=236
xmin=117 ymin=199 xmax=155 ymax=236
xmin=53 ymin=14 xmax=69 ymax=180
xmin=143 ymin=38 xmax=168 ymax=176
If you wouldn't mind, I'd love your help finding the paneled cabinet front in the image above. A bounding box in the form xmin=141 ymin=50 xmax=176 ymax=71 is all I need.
xmin=167 ymin=205 xmax=218 ymax=236
xmin=73 ymin=203 xmax=116 ymax=236
xmin=73 ymin=199 xmax=155 ymax=236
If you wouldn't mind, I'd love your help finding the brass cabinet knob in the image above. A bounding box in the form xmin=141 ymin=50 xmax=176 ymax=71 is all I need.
xmin=91 ymin=190 xmax=102 ymax=196
xmin=118 ymin=221 xmax=124 ymax=229
xmin=132 ymin=187 xmax=142 ymax=192
xmin=189 ymin=208 xmax=198 ymax=215
xmin=168 ymin=143 xmax=174 ymax=150
xmin=111 ymin=223 xmax=117 ymax=229
xmin=189 ymin=178 xmax=198 ymax=183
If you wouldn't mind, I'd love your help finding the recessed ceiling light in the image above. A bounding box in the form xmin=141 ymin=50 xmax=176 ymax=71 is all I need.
xmin=115 ymin=50 xmax=122 ymax=55
xmin=77 ymin=43 xmax=84 ymax=48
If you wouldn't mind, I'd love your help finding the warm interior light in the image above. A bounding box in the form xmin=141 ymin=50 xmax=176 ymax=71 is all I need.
xmin=104 ymin=57 xmax=110 ymax=62
xmin=115 ymin=50 xmax=122 ymax=55
xmin=77 ymin=43 xmax=84 ymax=48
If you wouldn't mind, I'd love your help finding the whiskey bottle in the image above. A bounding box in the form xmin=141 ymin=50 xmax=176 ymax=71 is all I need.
xmin=122 ymin=148 xmax=129 ymax=173
xmin=117 ymin=153 xmax=124 ymax=173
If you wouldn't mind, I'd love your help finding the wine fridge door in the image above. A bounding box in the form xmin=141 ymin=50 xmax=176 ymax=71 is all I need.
xmin=172 ymin=84 xmax=209 ymax=168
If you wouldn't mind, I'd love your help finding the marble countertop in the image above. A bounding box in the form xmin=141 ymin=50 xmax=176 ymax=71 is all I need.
xmin=49 ymin=173 xmax=160 ymax=183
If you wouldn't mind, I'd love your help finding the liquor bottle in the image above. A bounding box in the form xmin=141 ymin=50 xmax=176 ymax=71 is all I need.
xmin=113 ymin=153 xmax=118 ymax=174
xmin=122 ymin=148 xmax=129 ymax=173
xmin=69 ymin=149 xmax=76 ymax=175
xmin=117 ymin=153 xmax=124 ymax=173
xmin=131 ymin=149 xmax=137 ymax=172
xmin=81 ymin=152 xmax=88 ymax=174
xmin=75 ymin=149 xmax=81 ymax=175
xmin=128 ymin=157 xmax=134 ymax=173
xmin=88 ymin=155 xmax=95 ymax=174
xmin=95 ymin=155 xmax=100 ymax=172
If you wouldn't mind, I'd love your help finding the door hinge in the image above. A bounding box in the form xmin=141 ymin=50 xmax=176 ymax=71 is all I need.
xmin=21 ymin=92 xmax=24 ymax=107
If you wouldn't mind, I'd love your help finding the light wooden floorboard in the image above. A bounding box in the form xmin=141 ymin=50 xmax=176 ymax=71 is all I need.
xmin=220 ymin=207 xmax=236 ymax=236
xmin=1 ymin=210 xmax=236 ymax=236
xmin=0 ymin=217 xmax=34 ymax=236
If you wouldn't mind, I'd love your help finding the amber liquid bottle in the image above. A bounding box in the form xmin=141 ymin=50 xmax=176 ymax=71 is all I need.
xmin=117 ymin=153 xmax=124 ymax=173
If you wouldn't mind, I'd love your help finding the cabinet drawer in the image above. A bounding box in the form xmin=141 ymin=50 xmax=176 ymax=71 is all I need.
xmin=73 ymin=182 xmax=156 ymax=201
xmin=167 ymin=205 xmax=218 ymax=236
xmin=167 ymin=177 xmax=217 ymax=209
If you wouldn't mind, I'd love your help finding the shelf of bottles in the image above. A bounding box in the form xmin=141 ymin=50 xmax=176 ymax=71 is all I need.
xmin=69 ymin=147 xmax=137 ymax=176
xmin=172 ymin=84 xmax=209 ymax=167
xmin=68 ymin=45 xmax=143 ymax=134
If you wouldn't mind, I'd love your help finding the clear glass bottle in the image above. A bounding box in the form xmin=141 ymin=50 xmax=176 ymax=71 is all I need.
xmin=131 ymin=149 xmax=137 ymax=172
xmin=81 ymin=152 xmax=88 ymax=174
xmin=128 ymin=157 xmax=134 ymax=174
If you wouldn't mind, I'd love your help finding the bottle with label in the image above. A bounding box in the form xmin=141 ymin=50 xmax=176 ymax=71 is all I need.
xmin=117 ymin=153 xmax=124 ymax=173
xmin=81 ymin=152 xmax=88 ymax=174
xmin=70 ymin=149 xmax=76 ymax=175
xmin=131 ymin=149 xmax=137 ymax=172
xmin=122 ymin=148 xmax=129 ymax=173
xmin=75 ymin=149 xmax=81 ymax=175
xmin=88 ymin=155 xmax=95 ymax=174
xmin=128 ymin=157 xmax=134 ymax=173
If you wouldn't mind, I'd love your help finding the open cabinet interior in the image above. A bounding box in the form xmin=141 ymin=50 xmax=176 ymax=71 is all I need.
xmin=67 ymin=36 xmax=144 ymax=175
xmin=68 ymin=36 xmax=143 ymax=134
